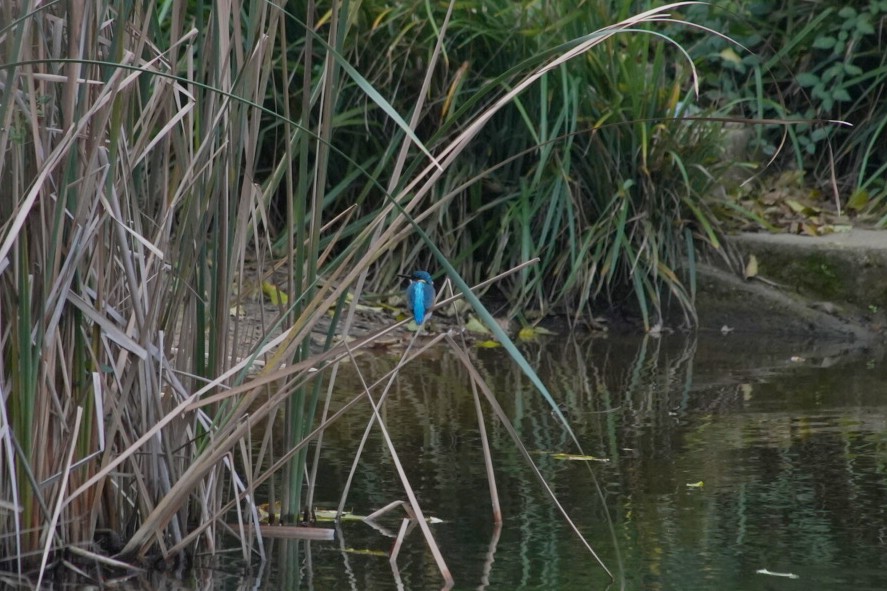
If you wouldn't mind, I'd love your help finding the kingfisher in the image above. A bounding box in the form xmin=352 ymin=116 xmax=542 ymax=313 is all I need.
xmin=401 ymin=270 xmax=435 ymax=325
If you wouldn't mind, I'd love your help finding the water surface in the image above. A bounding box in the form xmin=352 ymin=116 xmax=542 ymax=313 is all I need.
xmin=223 ymin=333 xmax=887 ymax=590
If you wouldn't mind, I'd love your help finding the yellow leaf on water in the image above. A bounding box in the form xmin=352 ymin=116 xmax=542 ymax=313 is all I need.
xmin=686 ymin=481 xmax=704 ymax=488
xmin=262 ymin=281 xmax=289 ymax=305
xmin=342 ymin=548 xmax=389 ymax=557
xmin=314 ymin=509 xmax=358 ymax=521
xmin=256 ymin=501 xmax=282 ymax=524
xmin=518 ymin=326 xmax=536 ymax=340
xmin=518 ymin=325 xmax=557 ymax=340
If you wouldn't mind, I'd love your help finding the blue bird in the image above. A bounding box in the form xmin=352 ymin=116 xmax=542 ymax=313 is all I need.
xmin=403 ymin=270 xmax=435 ymax=325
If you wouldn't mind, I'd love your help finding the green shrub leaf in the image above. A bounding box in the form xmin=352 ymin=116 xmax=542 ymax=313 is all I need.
xmin=812 ymin=35 xmax=836 ymax=49
xmin=796 ymin=73 xmax=820 ymax=87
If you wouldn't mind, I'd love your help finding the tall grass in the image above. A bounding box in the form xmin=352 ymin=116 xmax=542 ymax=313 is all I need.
xmin=315 ymin=0 xmax=736 ymax=328
xmin=1 ymin=0 xmax=731 ymax=584
xmin=0 ymin=0 xmax=305 ymax=574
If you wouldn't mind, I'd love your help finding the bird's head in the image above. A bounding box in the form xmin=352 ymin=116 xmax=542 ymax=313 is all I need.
xmin=411 ymin=270 xmax=433 ymax=284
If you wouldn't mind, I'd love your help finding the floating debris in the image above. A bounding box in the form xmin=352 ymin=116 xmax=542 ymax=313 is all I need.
xmin=550 ymin=453 xmax=610 ymax=462
xmin=755 ymin=568 xmax=799 ymax=579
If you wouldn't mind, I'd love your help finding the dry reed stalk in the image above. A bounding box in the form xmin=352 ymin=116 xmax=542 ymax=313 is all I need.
xmin=1 ymin=0 xmax=674 ymax=583
xmin=0 ymin=0 xmax=294 ymax=569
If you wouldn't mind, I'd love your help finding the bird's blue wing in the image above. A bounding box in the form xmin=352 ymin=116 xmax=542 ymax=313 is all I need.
xmin=406 ymin=282 xmax=426 ymax=323
xmin=423 ymin=284 xmax=435 ymax=310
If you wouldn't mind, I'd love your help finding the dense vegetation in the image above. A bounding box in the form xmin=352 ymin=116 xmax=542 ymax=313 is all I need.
xmin=673 ymin=1 xmax=887 ymax=221
xmin=1 ymin=0 xmax=884 ymax=584
xmin=268 ymin=0 xmax=734 ymax=328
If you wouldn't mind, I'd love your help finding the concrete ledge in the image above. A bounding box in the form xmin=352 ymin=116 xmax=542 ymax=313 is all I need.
xmin=693 ymin=229 xmax=887 ymax=342
xmin=695 ymin=263 xmax=878 ymax=341
xmin=732 ymin=230 xmax=887 ymax=309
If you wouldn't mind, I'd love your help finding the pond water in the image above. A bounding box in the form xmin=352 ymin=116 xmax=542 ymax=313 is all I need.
xmin=197 ymin=333 xmax=887 ymax=589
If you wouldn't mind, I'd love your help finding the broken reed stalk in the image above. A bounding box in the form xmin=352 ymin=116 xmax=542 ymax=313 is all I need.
xmin=390 ymin=518 xmax=412 ymax=565
xmin=2 ymin=0 xmax=288 ymax=571
xmin=330 ymin=260 xmax=538 ymax=519
xmin=444 ymin=334 xmax=615 ymax=581
xmin=162 ymin=327 xmax=449 ymax=557
xmin=343 ymin=344 xmax=454 ymax=588
xmin=470 ymin=358 xmax=502 ymax=524
xmin=438 ymin=279 xmax=504 ymax=524
xmin=334 ymin=328 xmax=423 ymax=518
xmin=36 ymin=407 xmax=82 ymax=589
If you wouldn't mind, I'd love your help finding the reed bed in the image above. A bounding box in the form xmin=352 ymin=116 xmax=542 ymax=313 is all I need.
xmin=0 ymin=0 xmax=731 ymax=585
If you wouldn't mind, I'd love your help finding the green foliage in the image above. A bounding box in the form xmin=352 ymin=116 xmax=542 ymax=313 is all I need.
xmin=672 ymin=1 xmax=887 ymax=212
xmin=288 ymin=0 xmax=734 ymax=327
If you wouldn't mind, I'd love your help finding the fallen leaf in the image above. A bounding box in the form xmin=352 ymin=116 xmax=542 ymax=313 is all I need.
xmin=315 ymin=509 xmax=360 ymax=522
xmin=262 ymin=281 xmax=289 ymax=305
xmin=847 ymin=188 xmax=869 ymax=210
xmin=465 ymin=315 xmax=491 ymax=335
xmin=403 ymin=319 xmax=427 ymax=332
xmin=518 ymin=326 xmax=536 ymax=340
xmin=744 ymin=254 xmax=758 ymax=279
xmin=532 ymin=325 xmax=557 ymax=335
xmin=785 ymin=199 xmax=807 ymax=214
xmin=719 ymin=47 xmax=742 ymax=64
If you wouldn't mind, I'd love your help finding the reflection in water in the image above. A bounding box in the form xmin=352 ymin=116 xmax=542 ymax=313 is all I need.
xmin=137 ymin=334 xmax=887 ymax=590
